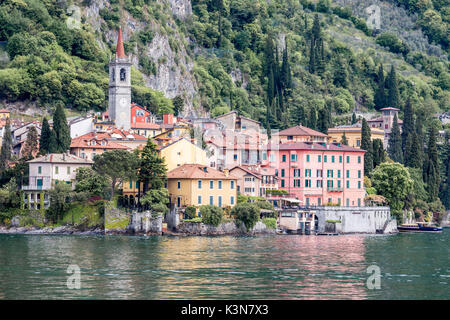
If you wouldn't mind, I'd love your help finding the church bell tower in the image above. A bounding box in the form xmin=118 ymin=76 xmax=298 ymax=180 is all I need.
xmin=108 ymin=28 xmax=131 ymax=130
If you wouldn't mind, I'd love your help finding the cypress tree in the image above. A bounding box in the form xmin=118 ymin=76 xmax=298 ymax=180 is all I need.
xmin=0 ymin=118 xmax=12 ymax=171
xmin=39 ymin=117 xmax=51 ymax=154
xmin=440 ymin=131 xmax=450 ymax=209
xmin=408 ymin=130 xmax=423 ymax=169
xmin=292 ymin=104 xmax=305 ymax=126
xmin=402 ymin=98 xmax=414 ymax=162
xmin=374 ymin=64 xmax=386 ymax=110
xmin=388 ymin=113 xmax=403 ymax=163
xmin=341 ymin=133 xmax=348 ymax=145
xmin=424 ymin=126 xmax=440 ymax=201
xmin=138 ymin=139 xmax=167 ymax=195
xmin=22 ymin=126 xmax=39 ymax=159
xmin=309 ymin=39 xmax=316 ymax=74
xmin=361 ymin=118 xmax=373 ymax=176
xmin=53 ymin=104 xmax=71 ymax=152
xmin=267 ymin=68 xmax=275 ymax=109
xmin=372 ymin=139 xmax=385 ymax=168
xmin=351 ymin=112 xmax=357 ymax=124
xmin=308 ymin=108 xmax=317 ymax=130
xmin=48 ymin=130 xmax=58 ymax=153
xmin=386 ymin=65 xmax=399 ymax=109
xmin=333 ymin=58 xmax=348 ymax=88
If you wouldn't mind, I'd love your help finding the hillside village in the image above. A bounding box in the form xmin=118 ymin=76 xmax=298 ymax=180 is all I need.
xmin=0 ymin=29 xmax=448 ymax=235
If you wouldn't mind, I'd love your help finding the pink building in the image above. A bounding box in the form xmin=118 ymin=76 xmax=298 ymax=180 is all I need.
xmin=263 ymin=141 xmax=366 ymax=207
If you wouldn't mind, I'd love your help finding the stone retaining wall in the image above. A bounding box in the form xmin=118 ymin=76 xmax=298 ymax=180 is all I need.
xmin=176 ymin=220 xmax=276 ymax=236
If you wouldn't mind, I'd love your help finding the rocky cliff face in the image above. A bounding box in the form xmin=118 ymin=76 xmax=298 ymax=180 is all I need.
xmin=82 ymin=0 xmax=197 ymax=114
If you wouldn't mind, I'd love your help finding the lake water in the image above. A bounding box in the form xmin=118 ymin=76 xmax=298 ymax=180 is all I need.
xmin=0 ymin=230 xmax=448 ymax=299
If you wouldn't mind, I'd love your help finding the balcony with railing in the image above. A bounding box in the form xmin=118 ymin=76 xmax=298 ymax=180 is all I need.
xmin=327 ymin=186 xmax=343 ymax=192
xmin=21 ymin=176 xmax=52 ymax=191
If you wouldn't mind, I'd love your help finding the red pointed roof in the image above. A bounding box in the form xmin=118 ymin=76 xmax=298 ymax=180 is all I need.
xmin=116 ymin=28 xmax=126 ymax=58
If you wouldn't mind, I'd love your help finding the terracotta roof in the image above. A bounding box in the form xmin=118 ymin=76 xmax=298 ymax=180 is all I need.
xmin=28 ymin=153 xmax=93 ymax=164
xmin=70 ymin=132 xmax=130 ymax=150
xmin=380 ymin=107 xmax=400 ymax=111
xmin=276 ymin=125 xmax=328 ymax=137
xmin=230 ymin=166 xmax=262 ymax=179
xmin=109 ymin=129 xmax=147 ymax=140
xmin=168 ymin=164 xmax=236 ymax=180
xmin=267 ymin=142 xmax=366 ymax=153
xmin=131 ymin=122 xmax=160 ymax=130
xmin=116 ymin=27 xmax=126 ymax=58
xmin=0 ymin=109 xmax=10 ymax=113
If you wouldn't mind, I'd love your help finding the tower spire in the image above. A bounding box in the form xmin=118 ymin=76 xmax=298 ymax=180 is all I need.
xmin=116 ymin=27 xmax=126 ymax=59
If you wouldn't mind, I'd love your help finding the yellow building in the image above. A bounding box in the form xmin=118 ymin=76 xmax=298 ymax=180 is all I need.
xmin=328 ymin=124 xmax=385 ymax=148
xmin=0 ymin=109 xmax=10 ymax=119
xmin=123 ymin=138 xmax=207 ymax=196
xmin=167 ymin=164 xmax=237 ymax=209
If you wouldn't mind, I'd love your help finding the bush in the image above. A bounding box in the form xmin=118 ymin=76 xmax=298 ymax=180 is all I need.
xmin=231 ymin=203 xmax=260 ymax=231
xmin=199 ymin=205 xmax=223 ymax=227
xmin=185 ymin=205 xmax=196 ymax=219
xmin=262 ymin=218 xmax=276 ymax=229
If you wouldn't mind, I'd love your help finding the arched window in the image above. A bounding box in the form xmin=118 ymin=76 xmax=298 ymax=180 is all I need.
xmin=120 ymin=68 xmax=126 ymax=81
xmin=111 ymin=68 xmax=115 ymax=81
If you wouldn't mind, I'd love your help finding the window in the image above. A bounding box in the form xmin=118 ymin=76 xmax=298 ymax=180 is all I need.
xmin=230 ymin=196 xmax=234 ymax=205
xmin=337 ymin=170 xmax=341 ymax=178
xmin=291 ymin=154 xmax=297 ymax=162
xmin=218 ymin=196 xmax=222 ymax=207
xmin=346 ymin=170 xmax=350 ymax=178
xmin=120 ymin=68 xmax=126 ymax=81
xmin=234 ymin=154 xmax=238 ymax=161
xmin=281 ymin=180 xmax=285 ymax=188
xmin=338 ymin=180 xmax=341 ymax=188
xmin=306 ymin=198 xmax=310 ymax=206
xmin=210 ymin=180 xmax=214 ymax=189
xmin=282 ymin=154 xmax=286 ymax=162
xmin=198 ymin=180 xmax=202 ymax=189
xmin=281 ymin=169 xmax=285 ymax=177
xmin=231 ymin=181 xmax=235 ymax=189
xmin=38 ymin=166 xmax=42 ymax=174
xmin=318 ymin=198 xmax=322 ymax=206
xmin=316 ymin=180 xmax=322 ymax=188
xmin=294 ymin=179 xmax=301 ymax=187
xmin=275 ymin=169 xmax=278 ymax=177
xmin=358 ymin=198 xmax=361 ymax=206
xmin=347 ymin=156 xmax=350 ymax=163
xmin=339 ymin=155 xmax=342 ymax=163
xmin=357 ymin=140 xmax=361 ymax=147
xmin=262 ymin=152 xmax=267 ymax=161
xmin=358 ymin=181 xmax=361 ymax=189
xmin=324 ymin=155 xmax=327 ymax=163
xmin=210 ymin=196 xmax=214 ymax=205
xmin=218 ymin=180 xmax=222 ymax=189
xmin=177 ymin=181 xmax=181 ymax=189
xmin=358 ymin=156 xmax=361 ymax=164
xmin=198 ymin=195 xmax=202 ymax=205
xmin=130 ymin=180 xmax=133 ymax=189
xmin=55 ymin=166 xmax=59 ymax=174
xmin=346 ymin=181 xmax=350 ymax=188
xmin=358 ymin=170 xmax=361 ymax=178
xmin=332 ymin=155 xmax=335 ymax=163
xmin=305 ymin=179 xmax=311 ymax=187
xmin=306 ymin=155 xmax=310 ymax=162
xmin=287 ymin=135 xmax=293 ymax=140
xmin=346 ymin=198 xmax=350 ymax=206
xmin=269 ymin=154 xmax=275 ymax=162
xmin=318 ymin=155 xmax=321 ymax=162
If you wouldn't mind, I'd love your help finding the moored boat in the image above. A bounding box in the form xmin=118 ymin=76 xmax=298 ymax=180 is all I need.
xmin=398 ymin=222 xmax=443 ymax=233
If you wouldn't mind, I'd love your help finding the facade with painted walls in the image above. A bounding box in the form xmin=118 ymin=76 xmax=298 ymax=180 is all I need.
xmin=229 ymin=165 xmax=278 ymax=197
xmin=264 ymin=141 xmax=366 ymax=207
xmin=123 ymin=137 xmax=207 ymax=197
xmin=22 ymin=153 xmax=93 ymax=210
xmin=327 ymin=124 xmax=385 ymax=149
xmin=167 ymin=164 xmax=237 ymax=212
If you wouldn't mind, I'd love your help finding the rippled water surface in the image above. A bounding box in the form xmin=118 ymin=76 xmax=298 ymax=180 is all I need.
xmin=0 ymin=230 xmax=448 ymax=299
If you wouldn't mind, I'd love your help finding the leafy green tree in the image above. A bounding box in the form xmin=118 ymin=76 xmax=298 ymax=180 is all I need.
xmin=185 ymin=205 xmax=197 ymax=219
xmin=140 ymin=188 xmax=169 ymax=216
xmin=388 ymin=113 xmax=403 ymax=163
xmin=46 ymin=182 xmax=73 ymax=224
xmin=371 ymin=162 xmax=414 ymax=216
xmin=231 ymin=202 xmax=260 ymax=231
xmin=52 ymin=103 xmax=71 ymax=152
xmin=93 ymin=150 xmax=139 ymax=199
xmin=74 ymin=167 xmax=110 ymax=198
xmin=199 ymin=205 xmax=223 ymax=227
xmin=361 ymin=118 xmax=373 ymax=175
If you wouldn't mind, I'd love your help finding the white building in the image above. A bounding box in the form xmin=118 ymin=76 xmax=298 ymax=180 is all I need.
xmin=68 ymin=115 xmax=94 ymax=138
xmin=22 ymin=153 xmax=93 ymax=210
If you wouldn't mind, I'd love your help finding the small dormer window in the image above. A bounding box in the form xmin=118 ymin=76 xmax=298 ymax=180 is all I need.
xmin=120 ymin=68 xmax=126 ymax=81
